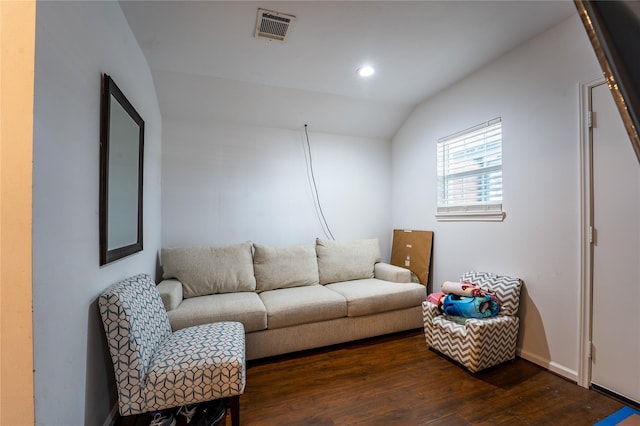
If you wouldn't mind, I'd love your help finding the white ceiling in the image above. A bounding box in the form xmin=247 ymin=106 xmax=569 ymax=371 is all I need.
xmin=120 ymin=1 xmax=577 ymax=139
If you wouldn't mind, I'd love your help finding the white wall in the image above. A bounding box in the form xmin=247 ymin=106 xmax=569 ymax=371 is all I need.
xmin=162 ymin=120 xmax=392 ymax=257
xmin=32 ymin=2 xmax=161 ymax=425
xmin=391 ymin=15 xmax=601 ymax=379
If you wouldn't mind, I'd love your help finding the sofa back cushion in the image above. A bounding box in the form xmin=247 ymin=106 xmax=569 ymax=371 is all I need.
xmin=161 ymin=242 xmax=256 ymax=298
xmin=316 ymin=238 xmax=381 ymax=284
xmin=253 ymin=243 xmax=319 ymax=292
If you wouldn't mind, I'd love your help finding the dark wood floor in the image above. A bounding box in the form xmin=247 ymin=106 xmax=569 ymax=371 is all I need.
xmin=224 ymin=330 xmax=622 ymax=425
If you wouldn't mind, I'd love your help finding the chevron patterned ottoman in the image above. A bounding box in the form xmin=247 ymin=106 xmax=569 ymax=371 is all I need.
xmin=423 ymin=271 xmax=523 ymax=373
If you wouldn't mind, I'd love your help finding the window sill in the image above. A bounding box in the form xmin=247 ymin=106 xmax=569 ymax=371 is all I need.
xmin=435 ymin=211 xmax=505 ymax=222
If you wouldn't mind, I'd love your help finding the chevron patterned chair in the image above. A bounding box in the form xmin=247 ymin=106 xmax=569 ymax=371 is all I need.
xmin=99 ymin=273 xmax=246 ymax=425
xmin=422 ymin=271 xmax=523 ymax=373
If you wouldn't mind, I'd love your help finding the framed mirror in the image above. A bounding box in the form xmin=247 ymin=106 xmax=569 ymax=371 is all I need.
xmin=99 ymin=74 xmax=144 ymax=265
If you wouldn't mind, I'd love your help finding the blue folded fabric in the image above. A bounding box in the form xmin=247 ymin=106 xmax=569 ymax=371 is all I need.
xmin=442 ymin=294 xmax=500 ymax=318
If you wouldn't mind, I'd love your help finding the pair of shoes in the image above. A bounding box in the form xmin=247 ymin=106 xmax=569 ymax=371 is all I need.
xmin=189 ymin=400 xmax=225 ymax=426
xmin=149 ymin=410 xmax=176 ymax=426
xmin=176 ymin=404 xmax=198 ymax=424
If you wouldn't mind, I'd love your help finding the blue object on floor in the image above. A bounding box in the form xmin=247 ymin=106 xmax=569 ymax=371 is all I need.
xmin=594 ymin=406 xmax=640 ymax=425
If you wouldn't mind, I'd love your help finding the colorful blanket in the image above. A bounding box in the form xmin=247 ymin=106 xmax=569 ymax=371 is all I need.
xmin=427 ymin=280 xmax=501 ymax=318
xmin=442 ymin=294 xmax=500 ymax=318
xmin=441 ymin=281 xmax=495 ymax=299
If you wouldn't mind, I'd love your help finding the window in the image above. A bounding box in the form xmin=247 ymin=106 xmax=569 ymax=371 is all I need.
xmin=436 ymin=118 xmax=505 ymax=221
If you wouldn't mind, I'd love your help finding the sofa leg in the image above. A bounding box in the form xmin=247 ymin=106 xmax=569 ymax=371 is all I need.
xmin=230 ymin=395 xmax=240 ymax=426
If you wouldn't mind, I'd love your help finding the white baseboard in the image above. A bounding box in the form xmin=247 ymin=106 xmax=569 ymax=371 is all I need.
xmin=517 ymin=348 xmax=578 ymax=383
xmin=103 ymin=404 xmax=118 ymax=426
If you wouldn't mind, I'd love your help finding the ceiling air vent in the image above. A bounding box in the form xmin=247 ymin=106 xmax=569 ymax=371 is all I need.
xmin=254 ymin=8 xmax=295 ymax=42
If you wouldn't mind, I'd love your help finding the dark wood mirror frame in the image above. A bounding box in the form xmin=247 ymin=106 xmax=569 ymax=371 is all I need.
xmin=576 ymin=0 xmax=640 ymax=162
xmin=99 ymin=74 xmax=145 ymax=265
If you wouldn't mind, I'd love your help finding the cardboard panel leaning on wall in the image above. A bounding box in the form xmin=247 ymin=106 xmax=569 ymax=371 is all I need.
xmin=390 ymin=229 xmax=433 ymax=288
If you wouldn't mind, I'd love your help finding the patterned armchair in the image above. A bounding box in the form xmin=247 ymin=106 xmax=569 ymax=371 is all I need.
xmin=422 ymin=271 xmax=523 ymax=373
xmin=99 ymin=274 xmax=246 ymax=425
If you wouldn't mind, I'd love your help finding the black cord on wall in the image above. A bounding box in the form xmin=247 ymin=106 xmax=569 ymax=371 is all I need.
xmin=304 ymin=124 xmax=335 ymax=240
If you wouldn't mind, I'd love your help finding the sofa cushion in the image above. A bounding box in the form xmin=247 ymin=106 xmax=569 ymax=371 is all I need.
xmin=316 ymin=238 xmax=381 ymax=285
xmin=259 ymin=285 xmax=347 ymax=329
xmin=161 ymin=242 xmax=256 ymax=298
xmin=325 ymin=278 xmax=426 ymax=317
xmin=166 ymin=292 xmax=267 ymax=333
xmin=253 ymin=243 xmax=319 ymax=292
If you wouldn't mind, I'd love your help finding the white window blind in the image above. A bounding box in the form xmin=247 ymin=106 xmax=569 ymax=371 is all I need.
xmin=436 ymin=118 xmax=504 ymax=221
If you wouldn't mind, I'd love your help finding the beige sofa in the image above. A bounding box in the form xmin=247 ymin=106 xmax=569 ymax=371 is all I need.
xmin=158 ymin=238 xmax=426 ymax=360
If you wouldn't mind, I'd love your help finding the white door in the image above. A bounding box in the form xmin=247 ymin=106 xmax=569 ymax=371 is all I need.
xmin=591 ymin=82 xmax=640 ymax=403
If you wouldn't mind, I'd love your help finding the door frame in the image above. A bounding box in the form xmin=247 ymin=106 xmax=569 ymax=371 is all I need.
xmin=0 ymin=1 xmax=36 ymax=422
xmin=578 ymin=77 xmax=606 ymax=389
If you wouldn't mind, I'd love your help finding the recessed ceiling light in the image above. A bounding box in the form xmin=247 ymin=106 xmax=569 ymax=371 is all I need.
xmin=357 ymin=65 xmax=375 ymax=78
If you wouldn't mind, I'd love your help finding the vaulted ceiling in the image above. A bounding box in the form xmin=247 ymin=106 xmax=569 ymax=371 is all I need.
xmin=120 ymin=1 xmax=577 ymax=139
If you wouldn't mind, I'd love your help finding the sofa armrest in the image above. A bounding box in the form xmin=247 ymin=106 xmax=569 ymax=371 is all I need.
xmin=157 ymin=279 xmax=183 ymax=312
xmin=374 ymin=262 xmax=412 ymax=283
